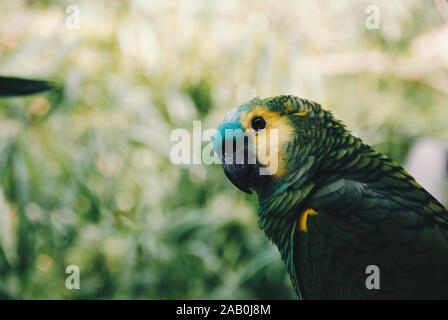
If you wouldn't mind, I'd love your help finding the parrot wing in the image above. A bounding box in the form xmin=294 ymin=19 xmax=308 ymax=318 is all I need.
xmin=292 ymin=175 xmax=448 ymax=299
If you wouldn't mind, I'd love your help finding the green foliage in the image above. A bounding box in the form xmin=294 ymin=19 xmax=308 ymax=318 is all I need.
xmin=183 ymin=78 xmax=213 ymax=118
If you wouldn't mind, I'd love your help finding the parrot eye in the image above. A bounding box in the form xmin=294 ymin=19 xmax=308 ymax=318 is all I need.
xmin=251 ymin=116 xmax=266 ymax=132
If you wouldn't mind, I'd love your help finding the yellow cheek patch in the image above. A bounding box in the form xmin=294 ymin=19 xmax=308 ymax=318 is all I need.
xmin=299 ymin=208 xmax=318 ymax=232
xmin=240 ymin=106 xmax=294 ymax=178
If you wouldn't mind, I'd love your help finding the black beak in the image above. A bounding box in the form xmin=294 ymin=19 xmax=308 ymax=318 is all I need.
xmin=217 ymin=136 xmax=257 ymax=194
xmin=214 ymin=126 xmax=272 ymax=195
xmin=222 ymin=158 xmax=253 ymax=194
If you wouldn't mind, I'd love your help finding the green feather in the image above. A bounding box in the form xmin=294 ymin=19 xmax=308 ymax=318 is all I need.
xmin=227 ymin=95 xmax=448 ymax=299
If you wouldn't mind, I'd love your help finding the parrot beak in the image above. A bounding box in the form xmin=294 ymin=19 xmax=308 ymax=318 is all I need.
xmin=221 ymin=151 xmax=254 ymax=194
xmin=213 ymin=124 xmax=255 ymax=194
xmin=213 ymin=107 xmax=274 ymax=195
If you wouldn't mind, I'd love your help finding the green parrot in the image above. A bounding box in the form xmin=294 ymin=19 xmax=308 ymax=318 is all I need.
xmin=0 ymin=76 xmax=54 ymax=97
xmin=212 ymin=95 xmax=448 ymax=299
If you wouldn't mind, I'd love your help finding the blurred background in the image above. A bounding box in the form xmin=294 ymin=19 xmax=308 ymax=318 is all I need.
xmin=0 ymin=0 xmax=447 ymax=299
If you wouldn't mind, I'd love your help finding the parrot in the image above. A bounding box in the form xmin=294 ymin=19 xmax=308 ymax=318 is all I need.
xmin=0 ymin=76 xmax=54 ymax=97
xmin=212 ymin=95 xmax=448 ymax=299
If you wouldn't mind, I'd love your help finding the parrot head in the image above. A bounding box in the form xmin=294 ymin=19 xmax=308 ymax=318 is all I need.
xmin=212 ymin=95 xmax=344 ymax=196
